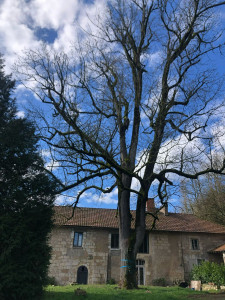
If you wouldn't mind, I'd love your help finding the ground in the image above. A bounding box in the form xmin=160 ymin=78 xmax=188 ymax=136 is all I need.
xmin=188 ymin=294 xmax=225 ymax=299
xmin=43 ymin=285 xmax=225 ymax=300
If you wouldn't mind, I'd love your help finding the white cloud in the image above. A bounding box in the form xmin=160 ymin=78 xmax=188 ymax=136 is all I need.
xmin=146 ymin=51 xmax=163 ymax=67
xmin=0 ymin=0 xmax=40 ymax=72
xmin=41 ymin=149 xmax=51 ymax=158
xmin=16 ymin=110 xmax=25 ymax=118
xmin=55 ymin=194 xmax=71 ymax=205
xmin=29 ymin=0 xmax=80 ymax=29
xmin=0 ymin=0 xmax=107 ymax=71
xmin=81 ymin=189 xmax=118 ymax=205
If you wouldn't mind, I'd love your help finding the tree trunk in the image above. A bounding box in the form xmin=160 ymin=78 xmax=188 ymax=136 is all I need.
xmin=118 ymin=174 xmax=138 ymax=288
xmin=118 ymin=177 xmax=147 ymax=288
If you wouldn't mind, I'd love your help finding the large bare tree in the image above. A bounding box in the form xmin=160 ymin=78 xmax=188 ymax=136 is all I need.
xmin=16 ymin=0 xmax=225 ymax=288
xmin=180 ymin=156 xmax=225 ymax=225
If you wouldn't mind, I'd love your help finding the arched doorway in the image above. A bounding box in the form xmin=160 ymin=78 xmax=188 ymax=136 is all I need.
xmin=77 ymin=266 xmax=88 ymax=284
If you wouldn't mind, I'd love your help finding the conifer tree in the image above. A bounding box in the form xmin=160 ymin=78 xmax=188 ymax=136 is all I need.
xmin=0 ymin=55 xmax=58 ymax=300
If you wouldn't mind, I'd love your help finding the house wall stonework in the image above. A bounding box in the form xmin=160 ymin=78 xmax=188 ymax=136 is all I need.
xmin=48 ymin=226 xmax=225 ymax=285
xmin=148 ymin=232 xmax=225 ymax=284
xmin=49 ymin=227 xmax=109 ymax=285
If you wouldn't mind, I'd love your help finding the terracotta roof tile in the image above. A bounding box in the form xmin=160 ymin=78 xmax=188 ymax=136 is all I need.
xmin=209 ymin=244 xmax=225 ymax=253
xmin=53 ymin=206 xmax=225 ymax=234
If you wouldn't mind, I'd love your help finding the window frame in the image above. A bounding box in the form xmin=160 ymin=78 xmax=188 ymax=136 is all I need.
xmin=73 ymin=232 xmax=83 ymax=247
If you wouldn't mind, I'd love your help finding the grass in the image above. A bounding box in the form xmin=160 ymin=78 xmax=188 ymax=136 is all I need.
xmin=42 ymin=284 xmax=222 ymax=300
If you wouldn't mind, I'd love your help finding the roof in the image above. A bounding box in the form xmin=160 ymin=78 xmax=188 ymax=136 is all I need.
xmin=209 ymin=244 xmax=225 ymax=253
xmin=53 ymin=206 xmax=225 ymax=234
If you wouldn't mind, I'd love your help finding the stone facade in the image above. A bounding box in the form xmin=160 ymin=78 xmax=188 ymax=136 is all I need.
xmin=48 ymin=225 xmax=225 ymax=285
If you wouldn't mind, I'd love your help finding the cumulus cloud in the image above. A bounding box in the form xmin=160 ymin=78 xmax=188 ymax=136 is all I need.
xmin=55 ymin=194 xmax=71 ymax=205
xmin=80 ymin=188 xmax=118 ymax=205
xmin=29 ymin=0 xmax=80 ymax=29
xmin=0 ymin=0 xmax=107 ymax=70
xmin=0 ymin=0 xmax=39 ymax=72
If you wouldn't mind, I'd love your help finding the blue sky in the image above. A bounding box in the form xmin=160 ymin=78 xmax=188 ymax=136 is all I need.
xmin=1 ymin=0 xmax=225 ymax=210
xmin=0 ymin=0 xmax=119 ymax=208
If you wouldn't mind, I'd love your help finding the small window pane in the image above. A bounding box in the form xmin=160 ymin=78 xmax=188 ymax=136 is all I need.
xmin=191 ymin=239 xmax=199 ymax=250
xmin=111 ymin=233 xmax=119 ymax=249
xmin=78 ymin=233 xmax=83 ymax=246
xmin=74 ymin=232 xmax=83 ymax=247
xmin=139 ymin=267 xmax=144 ymax=285
xmin=136 ymin=259 xmax=145 ymax=266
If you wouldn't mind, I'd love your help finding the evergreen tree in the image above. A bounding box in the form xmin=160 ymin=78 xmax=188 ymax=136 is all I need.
xmin=0 ymin=56 xmax=58 ymax=300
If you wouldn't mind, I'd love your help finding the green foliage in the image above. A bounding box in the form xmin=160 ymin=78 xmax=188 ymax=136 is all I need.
xmin=45 ymin=276 xmax=57 ymax=286
xmin=43 ymin=285 xmax=208 ymax=300
xmin=152 ymin=278 xmax=166 ymax=287
xmin=0 ymin=55 xmax=59 ymax=300
xmin=106 ymin=278 xmax=116 ymax=285
xmin=191 ymin=261 xmax=225 ymax=286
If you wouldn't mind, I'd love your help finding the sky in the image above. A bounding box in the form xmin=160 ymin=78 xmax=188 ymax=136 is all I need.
xmin=0 ymin=0 xmax=106 ymax=73
xmin=1 ymin=0 xmax=225 ymax=210
xmin=0 ymin=0 xmax=120 ymax=208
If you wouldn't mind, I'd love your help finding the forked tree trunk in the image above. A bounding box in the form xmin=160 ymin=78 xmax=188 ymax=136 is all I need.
xmin=118 ymin=181 xmax=147 ymax=289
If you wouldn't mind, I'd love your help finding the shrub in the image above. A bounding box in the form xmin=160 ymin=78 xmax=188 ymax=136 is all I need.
xmin=191 ymin=261 xmax=225 ymax=286
xmin=107 ymin=278 xmax=116 ymax=285
xmin=152 ymin=278 xmax=166 ymax=287
xmin=45 ymin=276 xmax=57 ymax=286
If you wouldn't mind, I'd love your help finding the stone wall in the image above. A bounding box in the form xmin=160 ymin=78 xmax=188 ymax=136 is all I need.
xmin=48 ymin=227 xmax=109 ymax=285
xmin=48 ymin=226 xmax=225 ymax=285
xmin=148 ymin=231 xmax=225 ymax=285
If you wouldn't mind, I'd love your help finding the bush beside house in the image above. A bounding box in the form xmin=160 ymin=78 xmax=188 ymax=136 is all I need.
xmin=191 ymin=261 xmax=225 ymax=288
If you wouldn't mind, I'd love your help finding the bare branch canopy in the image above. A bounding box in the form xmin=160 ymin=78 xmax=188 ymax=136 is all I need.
xmin=15 ymin=0 xmax=225 ymax=288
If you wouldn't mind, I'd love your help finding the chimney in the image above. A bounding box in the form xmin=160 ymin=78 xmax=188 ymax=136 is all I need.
xmin=160 ymin=202 xmax=169 ymax=216
xmin=146 ymin=198 xmax=155 ymax=212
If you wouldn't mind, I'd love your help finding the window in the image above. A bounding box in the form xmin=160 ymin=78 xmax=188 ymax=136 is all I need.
xmin=136 ymin=259 xmax=145 ymax=266
xmin=136 ymin=260 xmax=145 ymax=285
xmin=191 ymin=239 xmax=199 ymax=250
xmin=73 ymin=232 xmax=83 ymax=247
xmin=110 ymin=233 xmax=148 ymax=251
xmin=111 ymin=233 xmax=119 ymax=249
xmin=138 ymin=234 xmax=149 ymax=253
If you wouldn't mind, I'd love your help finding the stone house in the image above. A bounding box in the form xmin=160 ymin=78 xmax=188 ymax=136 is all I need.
xmin=48 ymin=199 xmax=225 ymax=286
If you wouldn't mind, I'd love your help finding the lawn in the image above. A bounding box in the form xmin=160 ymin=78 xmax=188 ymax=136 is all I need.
xmin=43 ymin=285 xmax=225 ymax=300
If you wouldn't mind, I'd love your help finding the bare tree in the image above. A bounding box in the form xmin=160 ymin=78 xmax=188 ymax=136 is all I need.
xmin=15 ymin=0 xmax=225 ymax=288
xmin=180 ymin=156 xmax=225 ymax=225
